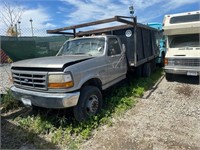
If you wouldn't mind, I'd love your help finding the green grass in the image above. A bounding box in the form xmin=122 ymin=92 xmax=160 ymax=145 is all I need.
xmin=1 ymin=89 xmax=21 ymax=112
xmin=11 ymin=69 xmax=163 ymax=149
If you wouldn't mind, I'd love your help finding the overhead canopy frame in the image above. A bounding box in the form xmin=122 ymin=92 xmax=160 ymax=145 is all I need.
xmin=47 ymin=16 xmax=137 ymax=37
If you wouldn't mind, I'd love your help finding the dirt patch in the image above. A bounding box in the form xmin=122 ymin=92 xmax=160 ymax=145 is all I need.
xmin=1 ymin=107 xmax=59 ymax=149
xmin=175 ymin=85 xmax=193 ymax=97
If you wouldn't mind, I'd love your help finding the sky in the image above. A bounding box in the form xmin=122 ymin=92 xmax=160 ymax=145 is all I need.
xmin=0 ymin=0 xmax=199 ymax=36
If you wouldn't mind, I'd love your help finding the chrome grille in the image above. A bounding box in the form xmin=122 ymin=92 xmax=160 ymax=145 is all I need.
xmin=174 ymin=59 xmax=200 ymax=67
xmin=12 ymin=70 xmax=47 ymax=90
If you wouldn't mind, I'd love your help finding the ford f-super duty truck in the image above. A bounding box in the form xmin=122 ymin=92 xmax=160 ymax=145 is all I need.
xmin=11 ymin=16 xmax=159 ymax=121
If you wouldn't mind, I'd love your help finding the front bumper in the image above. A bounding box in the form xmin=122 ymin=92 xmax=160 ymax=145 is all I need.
xmin=11 ymin=86 xmax=80 ymax=108
xmin=164 ymin=66 xmax=200 ymax=76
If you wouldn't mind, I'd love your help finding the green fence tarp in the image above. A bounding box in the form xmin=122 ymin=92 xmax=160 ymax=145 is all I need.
xmin=1 ymin=36 xmax=70 ymax=62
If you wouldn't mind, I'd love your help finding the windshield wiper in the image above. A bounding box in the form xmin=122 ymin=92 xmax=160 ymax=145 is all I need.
xmin=74 ymin=53 xmax=93 ymax=56
xmin=74 ymin=53 xmax=86 ymax=55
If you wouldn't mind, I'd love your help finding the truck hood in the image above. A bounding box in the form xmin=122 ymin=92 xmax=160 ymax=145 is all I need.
xmin=11 ymin=55 xmax=93 ymax=70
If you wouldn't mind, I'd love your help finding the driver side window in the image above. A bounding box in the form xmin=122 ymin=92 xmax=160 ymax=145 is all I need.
xmin=108 ymin=38 xmax=121 ymax=56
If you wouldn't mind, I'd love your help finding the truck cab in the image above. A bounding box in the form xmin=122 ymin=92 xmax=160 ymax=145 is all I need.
xmin=163 ymin=11 xmax=200 ymax=80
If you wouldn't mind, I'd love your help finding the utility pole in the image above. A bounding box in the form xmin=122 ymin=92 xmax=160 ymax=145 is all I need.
xmin=15 ymin=24 xmax=18 ymax=37
xmin=18 ymin=20 xmax=21 ymax=36
xmin=30 ymin=18 xmax=34 ymax=36
xmin=129 ymin=4 xmax=137 ymax=66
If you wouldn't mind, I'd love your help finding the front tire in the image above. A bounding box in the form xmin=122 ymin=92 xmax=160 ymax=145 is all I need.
xmin=73 ymin=86 xmax=102 ymax=122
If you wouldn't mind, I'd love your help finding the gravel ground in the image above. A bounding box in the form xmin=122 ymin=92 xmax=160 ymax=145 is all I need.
xmin=0 ymin=64 xmax=12 ymax=94
xmin=81 ymin=75 xmax=200 ymax=150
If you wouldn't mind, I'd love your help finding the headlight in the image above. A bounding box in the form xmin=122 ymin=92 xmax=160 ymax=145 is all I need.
xmin=168 ymin=59 xmax=175 ymax=66
xmin=165 ymin=58 xmax=175 ymax=66
xmin=48 ymin=73 xmax=74 ymax=88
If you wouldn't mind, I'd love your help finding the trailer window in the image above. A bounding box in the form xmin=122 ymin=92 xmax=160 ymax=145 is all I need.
xmin=169 ymin=34 xmax=200 ymax=48
xmin=170 ymin=14 xmax=200 ymax=24
xmin=108 ymin=38 xmax=121 ymax=56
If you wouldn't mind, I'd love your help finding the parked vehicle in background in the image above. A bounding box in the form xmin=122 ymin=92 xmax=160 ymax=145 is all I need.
xmin=163 ymin=11 xmax=200 ymax=81
xmin=147 ymin=23 xmax=166 ymax=67
xmin=10 ymin=16 xmax=159 ymax=121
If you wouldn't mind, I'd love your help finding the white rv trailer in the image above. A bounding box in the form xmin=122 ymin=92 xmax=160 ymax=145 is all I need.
xmin=163 ymin=10 xmax=200 ymax=80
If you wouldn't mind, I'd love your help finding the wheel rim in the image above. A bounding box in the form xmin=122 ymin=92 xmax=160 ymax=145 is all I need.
xmin=86 ymin=95 xmax=99 ymax=115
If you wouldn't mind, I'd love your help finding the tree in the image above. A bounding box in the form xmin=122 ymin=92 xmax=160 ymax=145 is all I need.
xmin=0 ymin=0 xmax=24 ymax=36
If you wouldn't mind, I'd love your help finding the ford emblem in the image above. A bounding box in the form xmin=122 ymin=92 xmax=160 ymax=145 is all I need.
xmin=24 ymin=79 xmax=29 ymax=82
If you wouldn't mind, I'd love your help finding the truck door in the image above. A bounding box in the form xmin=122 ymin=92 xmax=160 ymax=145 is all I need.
xmin=106 ymin=37 xmax=127 ymax=82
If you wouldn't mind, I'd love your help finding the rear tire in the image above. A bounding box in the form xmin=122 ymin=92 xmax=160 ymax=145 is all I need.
xmin=73 ymin=86 xmax=102 ymax=122
xmin=151 ymin=59 xmax=156 ymax=73
xmin=136 ymin=66 xmax=142 ymax=77
xmin=143 ymin=63 xmax=151 ymax=77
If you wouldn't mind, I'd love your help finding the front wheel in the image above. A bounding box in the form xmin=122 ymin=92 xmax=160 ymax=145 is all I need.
xmin=73 ymin=86 xmax=102 ymax=122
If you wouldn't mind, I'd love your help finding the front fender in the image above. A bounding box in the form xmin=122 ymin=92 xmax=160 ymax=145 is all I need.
xmin=77 ymin=73 xmax=102 ymax=89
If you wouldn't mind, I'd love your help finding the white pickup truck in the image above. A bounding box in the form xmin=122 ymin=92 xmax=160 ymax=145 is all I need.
xmin=11 ymin=16 xmax=159 ymax=121
xmin=163 ymin=11 xmax=200 ymax=80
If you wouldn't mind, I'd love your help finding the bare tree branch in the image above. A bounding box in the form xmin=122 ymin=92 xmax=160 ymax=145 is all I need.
xmin=2 ymin=19 xmax=10 ymax=27
xmin=0 ymin=12 xmax=12 ymax=26
xmin=1 ymin=0 xmax=24 ymax=34
xmin=13 ymin=7 xmax=23 ymax=24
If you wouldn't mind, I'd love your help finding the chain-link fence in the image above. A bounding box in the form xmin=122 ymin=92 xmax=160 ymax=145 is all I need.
xmin=0 ymin=25 xmax=57 ymax=37
xmin=0 ymin=26 xmax=72 ymax=63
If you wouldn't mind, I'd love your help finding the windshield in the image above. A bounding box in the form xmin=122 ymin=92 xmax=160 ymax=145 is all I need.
xmin=170 ymin=14 xmax=200 ymax=24
xmin=57 ymin=37 xmax=105 ymax=56
xmin=169 ymin=34 xmax=200 ymax=48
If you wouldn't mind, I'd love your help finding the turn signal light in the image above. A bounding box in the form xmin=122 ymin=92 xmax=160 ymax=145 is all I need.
xmin=48 ymin=81 xmax=74 ymax=88
xmin=164 ymin=58 xmax=168 ymax=65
